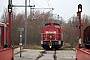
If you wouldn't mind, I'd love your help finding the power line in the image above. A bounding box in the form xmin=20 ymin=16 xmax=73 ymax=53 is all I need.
xmin=31 ymin=0 xmax=44 ymax=8
xmin=31 ymin=0 xmax=54 ymax=14
xmin=47 ymin=0 xmax=53 ymax=8
xmin=46 ymin=0 xmax=50 ymax=8
xmin=31 ymin=8 xmax=53 ymax=9
xmin=29 ymin=0 xmax=30 ymax=6
xmin=55 ymin=9 xmax=70 ymax=17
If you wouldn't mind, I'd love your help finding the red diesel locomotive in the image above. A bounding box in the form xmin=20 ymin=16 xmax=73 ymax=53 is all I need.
xmin=41 ymin=23 xmax=63 ymax=50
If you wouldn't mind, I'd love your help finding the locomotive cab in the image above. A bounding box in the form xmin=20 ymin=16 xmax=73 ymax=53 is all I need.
xmin=41 ymin=23 xmax=63 ymax=50
xmin=83 ymin=26 xmax=90 ymax=49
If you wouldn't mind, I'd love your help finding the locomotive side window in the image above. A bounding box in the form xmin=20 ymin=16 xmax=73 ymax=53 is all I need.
xmin=54 ymin=25 xmax=60 ymax=28
xmin=45 ymin=25 xmax=50 ymax=27
xmin=45 ymin=23 xmax=51 ymax=27
xmin=0 ymin=27 xmax=2 ymax=46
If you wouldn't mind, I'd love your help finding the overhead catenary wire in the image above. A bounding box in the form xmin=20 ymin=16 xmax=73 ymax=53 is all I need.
xmin=31 ymin=0 xmax=47 ymax=13
xmin=31 ymin=0 xmax=44 ymax=8
xmin=46 ymin=0 xmax=53 ymax=14
xmin=29 ymin=0 xmax=30 ymax=6
xmin=46 ymin=0 xmax=51 ymax=8
xmin=54 ymin=9 xmax=74 ymax=20
xmin=30 ymin=0 xmax=54 ymax=14
xmin=55 ymin=9 xmax=70 ymax=17
xmin=31 ymin=0 xmax=70 ymax=19
xmin=30 ymin=0 xmax=71 ymax=20
xmin=47 ymin=0 xmax=53 ymax=8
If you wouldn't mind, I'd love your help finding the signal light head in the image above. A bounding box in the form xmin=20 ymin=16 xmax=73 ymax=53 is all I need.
xmin=78 ymin=8 xmax=81 ymax=12
xmin=8 ymin=4 xmax=12 ymax=13
xmin=78 ymin=4 xmax=82 ymax=12
xmin=8 ymin=9 xmax=12 ymax=12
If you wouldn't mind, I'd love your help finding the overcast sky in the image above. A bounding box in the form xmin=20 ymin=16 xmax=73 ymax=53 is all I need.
xmin=0 ymin=0 xmax=90 ymax=20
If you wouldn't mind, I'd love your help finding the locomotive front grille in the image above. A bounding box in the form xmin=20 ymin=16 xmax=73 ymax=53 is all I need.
xmin=42 ymin=41 xmax=61 ymax=45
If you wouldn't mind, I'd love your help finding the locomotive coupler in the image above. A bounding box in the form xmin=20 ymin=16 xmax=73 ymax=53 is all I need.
xmin=49 ymin=40 xmax=52 ymax=48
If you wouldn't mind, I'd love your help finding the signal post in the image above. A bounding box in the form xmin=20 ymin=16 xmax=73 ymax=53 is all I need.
xmin=77 ymin=4 xmax=82 ymax=48
xmin=8 ymin=0 xmax=12 ymax=47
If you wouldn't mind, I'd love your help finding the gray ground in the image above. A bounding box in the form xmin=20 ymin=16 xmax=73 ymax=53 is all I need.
xmin=14 ymin=48 xmax=76 ymax=60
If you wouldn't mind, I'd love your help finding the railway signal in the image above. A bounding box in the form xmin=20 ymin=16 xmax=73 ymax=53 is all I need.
xmin=8 ymin=0 xmax=12 ymax=13
xmin=8 ymin=4 xmax=12 ymax=13
xmin=8 ymin=0 xmax=12 ymax=46
xmin=78 ymin=4 xmax=82 ymax=12
xmin=18 ymin=27 xmax=24 ymax=57
xmin=77 ymin=4 xmax=82 ymax=48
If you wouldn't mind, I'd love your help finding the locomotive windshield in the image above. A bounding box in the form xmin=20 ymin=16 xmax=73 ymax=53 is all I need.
xmin=54 ymin=25 xmax=60 ymax=28
xmin=54 ymin=23 xmax=60 ymax=28
xmin=45 ymin=23 xmax=60 ymax=28
xmin=45 ymin=23 xmax=51 ymax=27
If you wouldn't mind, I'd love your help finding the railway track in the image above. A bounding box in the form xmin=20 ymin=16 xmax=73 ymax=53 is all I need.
xmin=35 ymin=50 xmax=57 ymax=60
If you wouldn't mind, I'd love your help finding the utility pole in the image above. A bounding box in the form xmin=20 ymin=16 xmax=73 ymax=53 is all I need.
xmin=24 ymin=0 xmax=27 ymax=48
xmin=8 ymin=0 xmax=12 ymax=47
xmin=24 ymin=0 xmax=35 ymax=48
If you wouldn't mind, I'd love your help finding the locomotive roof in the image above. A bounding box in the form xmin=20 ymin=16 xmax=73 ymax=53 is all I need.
xmin=45 ymin=23 xmax=60 ymax=25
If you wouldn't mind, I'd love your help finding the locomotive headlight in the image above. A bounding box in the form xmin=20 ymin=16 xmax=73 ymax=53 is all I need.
xmin=46 ymin=31 xmax=56 ymax=34
xmin=58 ymin=41 xmax=61 ymax=44
xmin=50 ymin=36 xmax=52 ymax=39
